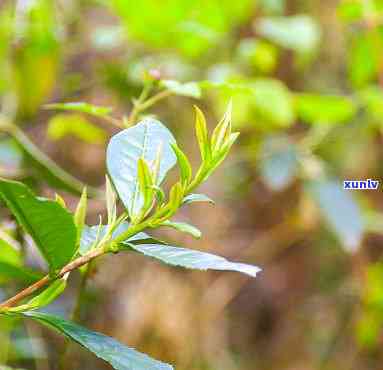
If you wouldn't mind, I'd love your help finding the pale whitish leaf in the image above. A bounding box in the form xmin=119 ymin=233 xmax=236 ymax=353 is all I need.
xmin=123 ymin=242 xmax=261 ymax=278
xmin=161 ymin=80 xmax=201 ymax=98
xmin=161 ymin=220 xmax=202 ymax=239
xmin=256 ymin=15 xmax=321 ymax=53
xmin=259 ymin=135 xmax=299 ymax=191
xmin=0 ymin=179 xmax=77 ymax=271
xmin=306 ymin=179 xmax=364 ymax=252
xmin=80 ymin=223 xmax=152 ymax=255
xmin=182 ymin=193 xmax=215 ymax=205
xmin=45 ymin=102 xmax=112 ymax=118
xmin=23 ymin=312 xmax=173 ymax=370
xmin=107 ymin=119 xmax=177 ymax=217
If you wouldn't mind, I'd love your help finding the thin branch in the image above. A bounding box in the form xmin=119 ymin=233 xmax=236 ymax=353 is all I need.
xmin=0 ymin=247 xmax=105 ymax=309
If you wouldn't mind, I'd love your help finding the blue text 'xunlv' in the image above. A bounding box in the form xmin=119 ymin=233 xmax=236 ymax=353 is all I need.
xmin=343 ymin=179 xmax=379 ymax=190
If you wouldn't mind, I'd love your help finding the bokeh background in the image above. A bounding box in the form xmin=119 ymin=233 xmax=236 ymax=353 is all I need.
xmin=1 ymin=0 xmax=383 ymax=369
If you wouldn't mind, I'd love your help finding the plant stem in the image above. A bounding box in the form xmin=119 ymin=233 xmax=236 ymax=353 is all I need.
xmin=0 ymin=246 xmax=106 ymax=309
xmin=127 ymin=89 xmax=172 ymax=125
xmin=0 ymin=217 xmax=150 ymax=310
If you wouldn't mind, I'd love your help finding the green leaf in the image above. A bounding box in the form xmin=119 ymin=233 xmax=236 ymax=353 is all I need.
xmin=0 ymin=263 xmax=43 ymax=285
xmin=259 ymin=135 xmax=299 ymax=191
xmin=160 ymin=221 xmax=202 ymax=239
xmin=0 ymin=232 xmax=21 ymax=267
xmin=295 ymin=93 xmax=356 ymax=125
xmin=0 ymin=179 xmax=78 ymax=271
xmin=107 ymin=119 xmax=177 ymax=217
xmin=256 ymin=15 xmax=321 ymax=53
xmin=194 ymin=106 xmax=211 ymax=161
xmin=182 ymin=193 xmax=215 ymax=205
xmin=47 ymin=114 xmax=107 ymax=144
xmin=171 ymin=143 xmax=192 ymax=185
xmin=74 ymin=188 xmax=88 ymax=243
xmin=161 ymin=80 xmax=201 ymax=98
xmin=236 ymin=38 xmax=278 ymax=74
xmin=123 ymin=242 xmax=262 ymax=278
xmin=45 ymin=102 xmax=112 ymax=118
xmin=23 ymin=311 xmax=173 ymax=370
xmin=252 ymin=79 xmax=295 ymax=127
xmin=137 ymin=158 xmax=155 ymax=217
xmin=348 ymin=32 xmax=379 ymax=88
xmin=6 ymin=278 xmax=67 ymax=313
xmin=358 ymin=85 xmax=383 ymax=122
xmin=211 ymin=100 xmax=232 ymax=152
xmin=306 ymin=179 xmax=364 ymax=252
xmin=0 ymin=234 xmax=42 ymax=284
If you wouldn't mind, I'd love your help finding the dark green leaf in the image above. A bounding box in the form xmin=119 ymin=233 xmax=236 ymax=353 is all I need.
xmin=0 ymin=179 xmax=78 ymax=271
xmin=107 ymin=119 xmax=176 ymax=217
xmin=23 ymin=311 xmax=173 ymax=370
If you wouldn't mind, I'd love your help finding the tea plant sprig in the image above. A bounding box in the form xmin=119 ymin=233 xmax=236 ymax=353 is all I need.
xmin=0 ymin=102 xmax=260 ymax=370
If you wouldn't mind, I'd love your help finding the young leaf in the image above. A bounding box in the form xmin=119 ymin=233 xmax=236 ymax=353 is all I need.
xmin=160 ymin=220 xmax=202 ymax=239
xmin=137 ymin=158 xmax=155 ymax=217
xmin=74 ymin=188 xmax=87 ymax=243
xmin=122 ymin=242 xmax=262 ymax=278
xmin=44 ymin=102 xmax=112 ymax=118
xmin=105 ymin=175 xmax=117 ymax=225
xmin=171 ymin=143 xmax=192 ymax=185
xmin=211 ymin=100 xmax=232 ymax=152
xmin=6 ymin=278 xmax=67 ymax=313
xmin=0 ymin=179 xmax=78 ymax=271
xmin=182 ymin=193 xmax=215 ymax=205
xmin=55 ymin=193 xmax=67 ymax=209
xmin=194 ymin=106 xmax=211 ymax=162
xmin=107 ymin=119 xmax=177 ymax=218
xmin=23 ymin=312 xmax=173 ymax=370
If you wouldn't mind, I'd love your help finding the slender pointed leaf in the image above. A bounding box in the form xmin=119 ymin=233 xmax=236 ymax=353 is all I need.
xmin=123 ymin=242 xmax=261 ymax=278
xmin=23 ymin=312 xmax=173 ymax=370
xmin=161 ymin=221 xmax=202 ymax=239
xmin=182 ymin=193 xmax=214 ymax=205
